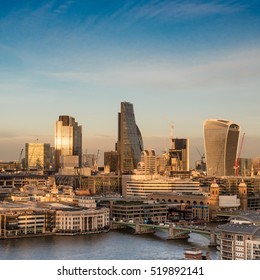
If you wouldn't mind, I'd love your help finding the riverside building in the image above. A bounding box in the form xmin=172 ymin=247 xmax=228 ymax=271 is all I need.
xmin=55 ymin=208 xmax=110 ymax=234
xmin=112 ymin=201 xmax=168 ymax=224
xmin=216 ymin=213 xmax=260 ymax=260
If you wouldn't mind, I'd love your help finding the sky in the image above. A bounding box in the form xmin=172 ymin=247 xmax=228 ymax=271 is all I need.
xmin=0 ymin=0 xmax=260 ymax=165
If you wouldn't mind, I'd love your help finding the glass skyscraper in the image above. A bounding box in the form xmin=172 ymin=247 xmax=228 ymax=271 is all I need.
xmin=55 ymin=115 xmax=82 ymax=170
xmin=204 ymin=119 xmax=240 ymax=176
xmin=25 ymin=143 xmax=51 ymax=170
xmin=116 ymin=102 xmax=143 ymax=173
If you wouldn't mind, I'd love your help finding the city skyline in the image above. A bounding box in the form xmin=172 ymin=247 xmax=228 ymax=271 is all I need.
xmin=1 ymin=0 xmax=260 ymax=163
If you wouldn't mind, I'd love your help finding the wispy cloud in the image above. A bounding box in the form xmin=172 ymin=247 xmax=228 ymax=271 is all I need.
xmin=47 ymin=48 xmax=260 ymax=93
xmin=53 ymin=0 xmax=75 ymax=15
xmin=106 ymin=0 xmax=246 ymax=24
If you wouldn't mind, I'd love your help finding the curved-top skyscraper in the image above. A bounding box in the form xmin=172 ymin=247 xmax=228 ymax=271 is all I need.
xmin=204 ymin=119 xmax=240 ymax=177
xmin=116 ymin=102 xmax=143 ymax=173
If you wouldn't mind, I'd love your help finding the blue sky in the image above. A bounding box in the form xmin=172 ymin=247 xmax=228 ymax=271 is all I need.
xmin=1 ymin=0 xmax=260 ymax=164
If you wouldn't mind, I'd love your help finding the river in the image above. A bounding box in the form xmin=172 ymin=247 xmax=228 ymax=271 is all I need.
xmin=0 ymin=228 xmax=218 ymax=260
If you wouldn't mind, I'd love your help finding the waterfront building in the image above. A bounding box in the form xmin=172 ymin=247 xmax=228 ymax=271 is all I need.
xmin=216 ymin=213 xmax=260 ymax=260
xmin=0 ymin=206 xmax=55 ymax=238
xmin=112 ymin=201 xmax=168 ymax=224
xmin=55 ymin=208 xmax=110 ymax=234
xmin=55 ymin=115 xmax=82 ymax=170
xmin=204 ymin=119 xmax=240 ymax=176
xmin=116 ymin=102 xmax=143 ymax=173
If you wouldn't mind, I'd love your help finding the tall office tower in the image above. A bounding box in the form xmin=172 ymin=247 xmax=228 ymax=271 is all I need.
xmin=116 ymin=102 xmax=143 ymax=173
xmin=204 ymin=119 xmax=240 ymax=177
xmin=169 ymin=138 xmax=189 ymax=171
xmin=55 ymin=115 xmax=82 ymax=170
xmin=25 ymin=143 xmax=51 ymax=170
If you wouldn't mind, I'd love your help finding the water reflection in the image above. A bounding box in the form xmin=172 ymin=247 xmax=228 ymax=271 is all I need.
xmin=0 ymin=229 xmax=217 ymax=260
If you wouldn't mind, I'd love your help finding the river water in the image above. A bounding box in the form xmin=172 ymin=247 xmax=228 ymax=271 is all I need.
xmin=0 ymin=228 xmax=218 ymax=260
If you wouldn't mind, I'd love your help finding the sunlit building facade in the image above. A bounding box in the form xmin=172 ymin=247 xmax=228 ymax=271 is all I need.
xmin=116 ymin=102 xmax=143 ymax=173
xmin=137 ymin=149 xmax=157 ymax=175
xmin=55 ymin=115 xmax=82 ymax=169
xmin=204 ymin=119 xmax=240 ymax=176
xmin=169 ymin=138 xmax=189 ymax=171
xmin=25 ymin=143 xmax=51 ymax=170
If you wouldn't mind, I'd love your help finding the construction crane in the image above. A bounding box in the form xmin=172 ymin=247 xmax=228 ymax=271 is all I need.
xmin=196 ymin=147 xmax=206 ymax=171
xmin=234 ymin=133 xmax=245 ymax=176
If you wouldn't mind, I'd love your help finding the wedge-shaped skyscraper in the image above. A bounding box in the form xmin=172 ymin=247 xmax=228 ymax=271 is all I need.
xmin=116 ymin=102 xmax=143 ymax=173
xmin=204 ymin=119 xmax=240 ymax=176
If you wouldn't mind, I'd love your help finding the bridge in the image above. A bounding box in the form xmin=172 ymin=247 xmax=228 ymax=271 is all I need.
xmin=111 ymin=221 xmax=216 ymax=246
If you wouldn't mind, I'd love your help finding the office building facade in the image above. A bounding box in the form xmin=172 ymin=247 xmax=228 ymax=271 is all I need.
xmin=169 ymin=138 xmax=189 ymax=171
xmin=204 ymin=119 xmax=240 ymax=176
xmin=25 ymin=143 xmax=51 ymax=170
xmin=116 ymin=102 xmax=143 ymax=173
xmin=55 ymin=115 xmax=82 ymax=169
xmin=104 ymin=151 xmax=119 ymax=173
xmin=137 ymin=149 xmax=157 ymax=175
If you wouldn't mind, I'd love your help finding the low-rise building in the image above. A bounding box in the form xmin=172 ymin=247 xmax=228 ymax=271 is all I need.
xmin=112 ymin=202 xmax=168 ymax=224
xmin=0 ymin=206 xmax=55 ymax=238
xmin=126 ymin=177 xmax=201 ymax=199
xmin=55 ymin=208 xmax=110 ymax=234
xmin=76 ymin=196 xmax=96 ymax=208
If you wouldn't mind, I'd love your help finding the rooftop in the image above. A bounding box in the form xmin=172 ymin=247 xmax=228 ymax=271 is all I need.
xmin=217 ymin=223 xmax=260 ymax=237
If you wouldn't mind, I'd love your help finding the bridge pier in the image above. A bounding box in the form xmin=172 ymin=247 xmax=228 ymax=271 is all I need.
xmin=135 ymin=222 xmax=155 ymax=235
xmin=167 ymin=225 xmax=189 ymax=240
xmin=110 ymin=222 xmax=127 ymax=230
xmin=209 ymin=231 xmax=217 ymax=247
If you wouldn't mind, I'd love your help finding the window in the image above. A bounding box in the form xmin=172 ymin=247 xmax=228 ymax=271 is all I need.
xmin=237 ymin=235 xmax=244 ymax=241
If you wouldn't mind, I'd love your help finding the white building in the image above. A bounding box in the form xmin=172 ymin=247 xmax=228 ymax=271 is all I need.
xmin=76 ymin=196 xmax=96 ymax=208
xmin=216 ymin=214 xmax=260 ymax=260
xmin=55 ymin=208 xmax=110 ymax=234
xmin=126 ymin=177 xmax=201 ymax=199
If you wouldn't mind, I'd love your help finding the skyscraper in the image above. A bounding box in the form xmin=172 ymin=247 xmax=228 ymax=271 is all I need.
xmin=204 ymin=119 xmax=240 ymax=176
xmin=25 ymin=142 xmax=51 ymax=170
xmin=116 ymin=102 xmax=143 ymax=173
xmin=55 ymin=115 xmax=82 ymax=170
